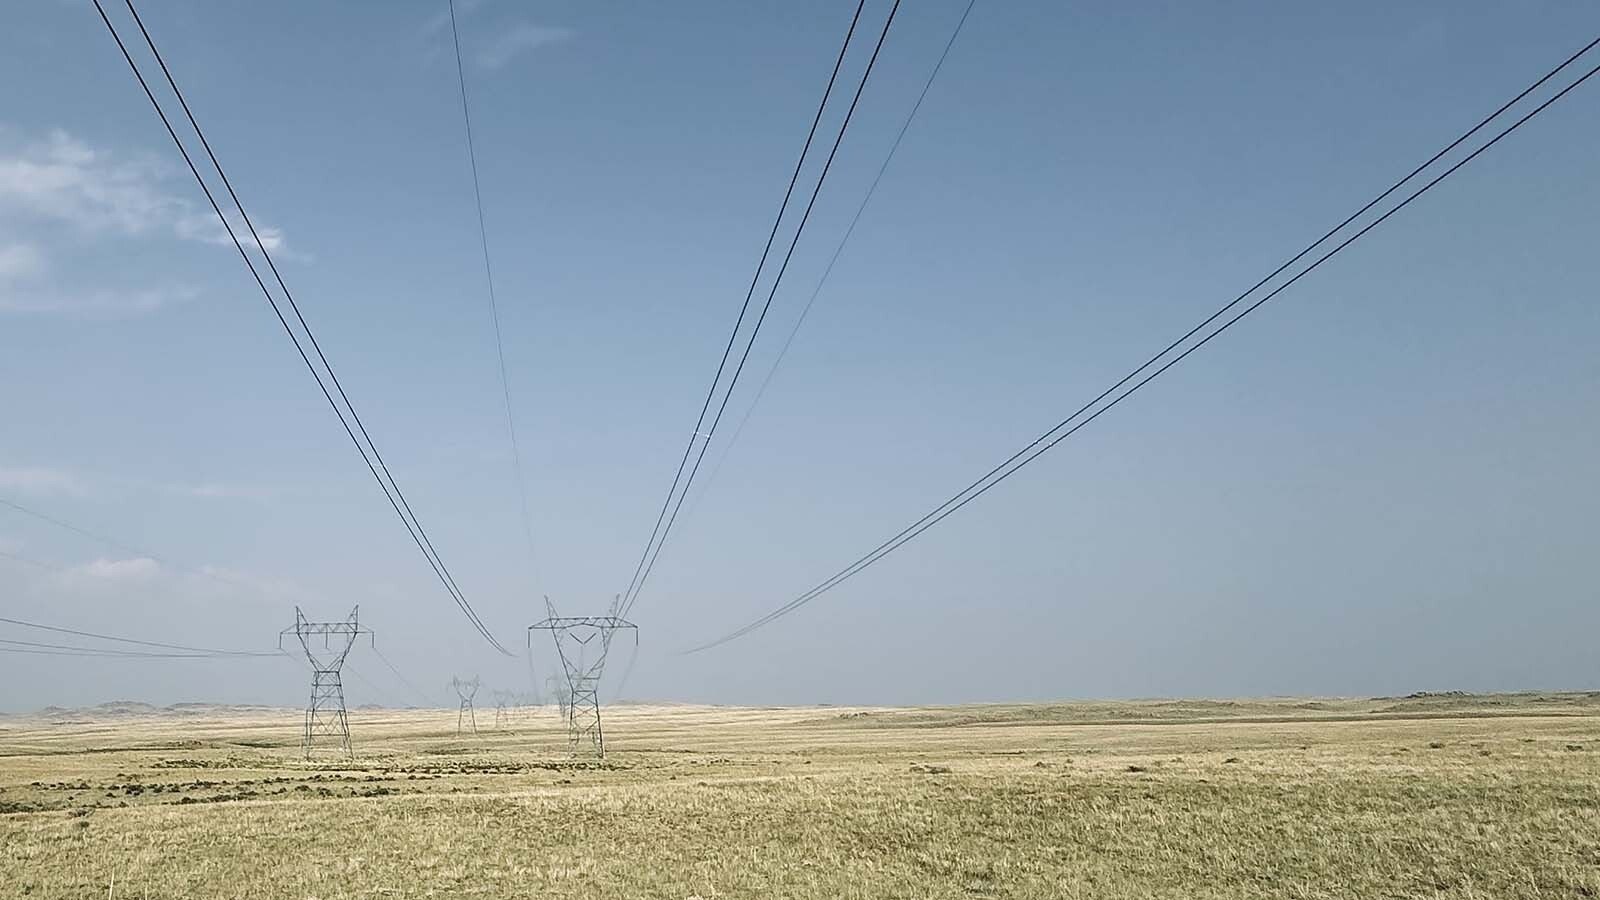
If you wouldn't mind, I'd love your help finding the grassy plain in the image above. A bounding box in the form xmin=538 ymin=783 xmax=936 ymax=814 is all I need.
xmin=2 ymin=693 xmax=1598 ymax=898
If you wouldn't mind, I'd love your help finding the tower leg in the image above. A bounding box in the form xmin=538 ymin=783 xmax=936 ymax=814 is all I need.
xmin=303 ymin=692 xmax=314 ymax=756
xmin=568 ymin=683 xmax=603 ymax=757
xmin=307 ymin=670 xmax=352 ymax=758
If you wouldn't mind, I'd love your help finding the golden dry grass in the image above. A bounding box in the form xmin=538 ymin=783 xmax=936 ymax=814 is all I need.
xmin=2 ymin=692 xmax=1598 ymax=898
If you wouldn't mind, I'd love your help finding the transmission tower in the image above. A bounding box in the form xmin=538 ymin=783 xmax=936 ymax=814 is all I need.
xmin=492 ymin=690 xmax=513 ymax=729
xmin=280 ymin=606 xmax=371 ymax=758
xmin=452 ymin=675 xmax=480 ymax=734
xmin=531 ymin=596 xmax=636 ymax=757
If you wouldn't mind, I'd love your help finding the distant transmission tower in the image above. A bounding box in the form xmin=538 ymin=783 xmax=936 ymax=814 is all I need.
xmin=280 ymin=606 xmax=371 ymax=758
xmin=452 ymin=675 xmax=480 ymax=734
xmin=531 ymin=596 xmax=636 ymax=757
xmin=492 ymin=690 xmax=512 ymax=729
xmin=546 ymin=673 xmax=570 ymax=720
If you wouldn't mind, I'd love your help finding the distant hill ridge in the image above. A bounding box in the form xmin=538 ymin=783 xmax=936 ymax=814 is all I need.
xmin=18 ymin=700 xmax=293 ymax=720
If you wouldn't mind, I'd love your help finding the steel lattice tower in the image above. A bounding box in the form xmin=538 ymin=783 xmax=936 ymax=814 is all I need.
xmin=531 ymin=596 xmax=636 ymax=757
xmin=280 ymin=606 xmax=371 ymax=758
xmin=452 ymin=675 xmax=480 ymax=735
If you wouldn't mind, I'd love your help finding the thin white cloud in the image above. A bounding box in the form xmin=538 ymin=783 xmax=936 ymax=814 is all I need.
xmin=74 ymin=556 xmax=161 ymax=581
xmin=0 ymin=242 xmax=45 ymax=281
xmin=0 ymin=465 xmax=87 ymax=497
xmin=0 ymin=234 xmax=197 ymax=320
xmin=0 ymin=463 xmax=280 ymax=505
xmin=0 ymin=284 xmax=199 ymax=318
xmin=0 ymin=129 xmax=291 ymax=252
xmin=192 ymin=563 xmax=318 ymax=606
xmin=477 ymin=23 xmax=572 ymax=69
xmin=166 ymin=481 xmax=279 ymax=503
xmin=174 ymin=210 xmax=287 ymax=254
xmin=0 ymin=131 xmax=179 ymax=235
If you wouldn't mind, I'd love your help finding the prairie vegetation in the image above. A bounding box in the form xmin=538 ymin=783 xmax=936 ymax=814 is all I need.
xmin=2 ymin=693 xmax=1598 ymax=898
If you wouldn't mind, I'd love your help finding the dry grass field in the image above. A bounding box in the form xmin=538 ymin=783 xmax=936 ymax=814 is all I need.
xmin=2 ymin=692 xmax=1598 ymax=898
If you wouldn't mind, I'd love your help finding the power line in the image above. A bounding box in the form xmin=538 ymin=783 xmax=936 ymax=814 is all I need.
xmin=0 ymin=496 xmax=250 ymax=590
xmin=94 ymin=0 xmax=510 ymax=655
xmin=609 ymin=630 xmax=642 ymax=703
xmin=623 ymin=0 xmax=902 ymax=616
xmin=618 ymin=0 xmax=871 ymax=613
xmin=0 ymin=522 xmax=299 ymax=657
xmin=687 ymin=0 xmax=978 ymax=520
xmin=0 ymin=636 xmax=265 ymax=659
xmin=0 ymin=645 xmax=241 ymax=659
xmin=372 ymin=645 xmax=437 ymax=708
xmin=0 ymin=615 xmax=277 ymax=657
xmin=0 ymin=523 xmax=294 ymax=659
xmin=0 ymin=636 xmax=200 ymax=658
xmin=114 ymin=0 xmax=508 ymax=655
xmin=0 ymin=547 xmax=63 ymax=572
xmin=446 ymin=0 xmax=540 ymax=584
xmin=341 ymin=662 xmax=397 ymax=709
xmin=622 ymin=0 xmax=903 ymax=619
xmin=688 ymin=37 xmax=1600 ymax=652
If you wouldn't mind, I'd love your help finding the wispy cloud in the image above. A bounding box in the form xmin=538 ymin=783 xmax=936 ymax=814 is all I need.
xmin=174 ymin=211 xmax=286 ymax=253
xmin=164 ymin=481 xmax=279 ymax=503
xmin=192 ymin=562 xmax=318 ymax=606
xmin=72 ymin=556 xmax=161 ymax=582
xmin=0 ymin=237 xmax=197 ymax=318
xmin=0 ymin=284 xmax=200 ymax=318
xmin=0 ymin=129 xmax=292 ymax=252
xmin=0 ymin=128 xmax=292 ymax=317
xmin=0 ymin=462 xmax=281 ymax=505
xmin=0 ymin=465 xmax=88 ymax=497
xmin=0 ymin=242 xmax=45 ymax=281
xmin=477 ymin=23 xmax=572 ymax=69
xmin=0 ymin=130 xmax=180 ymax=235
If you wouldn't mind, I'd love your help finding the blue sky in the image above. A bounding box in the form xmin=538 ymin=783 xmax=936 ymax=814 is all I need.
xmin=1 ymin=1 xmax=1597 ymax=711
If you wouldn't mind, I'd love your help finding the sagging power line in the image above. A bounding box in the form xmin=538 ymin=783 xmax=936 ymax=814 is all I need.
xmin=0 ymin=547 xmax=61 ymax=573
xmin=0 ymin=615 xmax=278 ymax=658
xmin=620 ymin=0 xmax=902 ymax=620
xmin=92 ymin=0 xmax=511 ymax=655
xmin=445 ymin=0 xmax=541 ymax=585
xmin=373 ymin=645 xmax=438 ymax=708
xmin=616 ymin=0 xmax=872 ymax=616
xmin=688 ymin=0 xmax=979 ymax=519
xmin=0 ymin=507 xmax=302 ymax=660
xmin=0 ymin=496 xmax=251 ymax=590
xmin=0 ymin=645 xmax=238 ymax=659
xmin=0 ymin=636 xmax=266 ymax=659
xmin=688 ymin=34 xmax=1600 ymax=652
xmin=2 ymin=488 xmax=432 ymax=710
